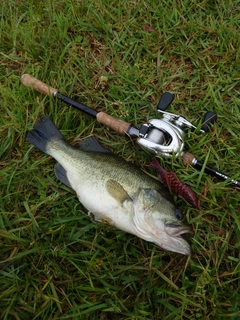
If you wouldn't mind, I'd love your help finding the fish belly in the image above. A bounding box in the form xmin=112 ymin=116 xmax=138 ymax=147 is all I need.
xmin=51 ymin=151 xmax=136 ymax=235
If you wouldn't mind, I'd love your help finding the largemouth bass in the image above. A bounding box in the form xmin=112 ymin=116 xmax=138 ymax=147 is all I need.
xmin=27 ymin=117 xmax=193 ymax=255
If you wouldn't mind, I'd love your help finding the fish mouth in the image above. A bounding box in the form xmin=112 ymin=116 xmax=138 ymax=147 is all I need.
xmin=165 ymin=222 xmax=193 ymax=238
xmin=158 ymin=222 xmax=194 ymax=255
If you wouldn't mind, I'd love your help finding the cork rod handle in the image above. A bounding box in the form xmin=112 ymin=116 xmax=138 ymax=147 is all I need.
xmin=181 ymin=151 xmax=196 ymax=165
xmin=21 ymin=74 xmax=57 ymax=96
xmin=97 ymin=112 xmax=131 ymax=136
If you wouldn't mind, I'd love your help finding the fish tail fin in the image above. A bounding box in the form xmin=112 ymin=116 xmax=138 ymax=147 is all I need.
xmin=27 ymin=116 xmax=63 ymax=154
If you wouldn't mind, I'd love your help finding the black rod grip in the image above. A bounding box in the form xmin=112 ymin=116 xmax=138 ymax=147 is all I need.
xmin=55 ymin=93 xmax=98 ymax=118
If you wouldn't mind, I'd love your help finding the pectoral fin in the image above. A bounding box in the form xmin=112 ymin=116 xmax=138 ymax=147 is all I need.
xmin=54 ymin=163 xmax=72 ymax=189
xmin=106 ymin=179 xmax=132 ymax=205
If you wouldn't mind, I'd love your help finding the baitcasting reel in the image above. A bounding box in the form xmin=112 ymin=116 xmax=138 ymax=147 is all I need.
xmin=136 ymin=92 xmax=216 ymax=157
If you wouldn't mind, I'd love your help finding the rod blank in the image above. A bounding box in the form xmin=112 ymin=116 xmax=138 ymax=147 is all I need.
xmin=182 ymin=152 xmax=240 ymax=187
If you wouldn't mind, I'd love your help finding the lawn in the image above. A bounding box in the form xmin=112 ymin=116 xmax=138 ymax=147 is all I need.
xmin=0 ymin=0 xmax=240 ymax=319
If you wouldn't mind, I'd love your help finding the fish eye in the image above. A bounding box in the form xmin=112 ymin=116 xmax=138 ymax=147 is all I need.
xmin=175 ymin=209 xmax=183 ymax=220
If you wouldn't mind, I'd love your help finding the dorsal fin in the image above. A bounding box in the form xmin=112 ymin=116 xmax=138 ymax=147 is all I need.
xmin=79 ymin=137 xmax=112 ymax=153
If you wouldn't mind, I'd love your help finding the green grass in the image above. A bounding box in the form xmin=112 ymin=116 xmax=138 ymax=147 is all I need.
xmin=1 ymin=0 xmax=240 ymax=319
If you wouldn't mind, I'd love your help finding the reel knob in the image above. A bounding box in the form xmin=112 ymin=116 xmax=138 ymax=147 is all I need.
xmin=157 ymin=92 xmax=174 ymax=111
xmin=201 ymin=111 xmax=217 ymax=132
